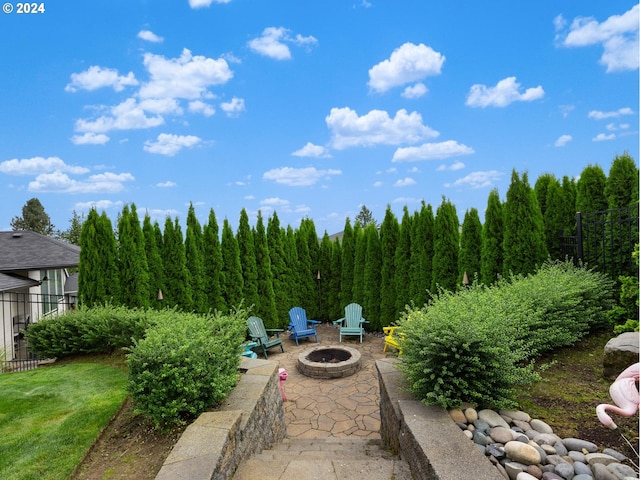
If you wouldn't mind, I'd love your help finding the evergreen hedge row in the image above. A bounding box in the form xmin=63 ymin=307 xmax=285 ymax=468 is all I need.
xmin=398 ymin=261 xmax=614 ymax=410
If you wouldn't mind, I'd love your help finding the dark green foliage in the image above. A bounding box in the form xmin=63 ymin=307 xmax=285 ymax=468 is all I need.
xmin=284 ymin=226 xmax=302 ymax=307
xmin=295 ymin=222 xmax=317 ymax=316
xmin=399 ymin=260 xmax=614 ymax=409
xmin=117 ymin=205 xmax=150 ymax=309
xmin=605 ymin=153 xmax=638 ymax=209
xmin=363 ymin=223 xmax=382 ymax=330
xmin=379 ymin=205 xmax=399 ymax=326
xmin=318 ymin=232 xmax=334 ymax=321
xmin=162 ymin=218 xmax=192 ymax=310
xmin=480 ymin=189 xmax=503 ymax=285
xmin=237 ymin=209 xmax=260 ymax=312
xmin=409 ymin=202 xmax=434 ymax=306
xmin=543 ymin=178 xmax=567 ymax=260
xmin=143 ymin=215 xmax=165 ymax=309
xmin=576 ymin=164 xmax=608 ymax=213
xmin=458 ymin=208 xmax=482 ymax=284
xmin=431 ymin=197 xmax=459 ymax=292
xmin=25 ymin=304 xmax=159 ymax=357
xmin=608 ymin=244 xmax=639 ymax=333
xmin=354 ymin=204 xmax=377 ymax=227
xmin=127 ymin=308 xmax=246 ymax=427
xmin=267 ymin=213 xmax=289 ymax=327
xmin=186 ymin=204 xmax=206 ymax=313
xmin=57 ymin=210 xmax=84 ymax=245
xmin=328 ymin=239 xmax=343 ymax=320
xmin=221 ymin=219 xmax=244 ymax=309
xmin=11 ymin=197 xmax=54 ymax=235
xmin=203 ymin=209 xmax=225 ymax=312
xmin=503 ymin=170 xmax=547 ymax=276
xmin=254 ymin=211 xmax=278 ymax=328
xmin=352 ymin=224 xmax=366 ymax=306
xmin=79 ymin=210 xmax=119 ymax=307
xmin=561 ymin=176 xmax=577 ymax=236
xmin=394 ymin=207 xmax=412 ymax=315
xmin=534 ymin=173 xmax=554 ymax=219
xmin=339 ymin=219 xmax=355 ymax=308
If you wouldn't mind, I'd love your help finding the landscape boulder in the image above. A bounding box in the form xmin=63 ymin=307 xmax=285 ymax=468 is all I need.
xmin=602 ymin=332 xmax=639 ymax=380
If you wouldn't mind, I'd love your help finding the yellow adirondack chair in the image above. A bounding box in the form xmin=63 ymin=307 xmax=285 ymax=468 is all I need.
xmin=383 ymin=326 xmax=404 ymax=354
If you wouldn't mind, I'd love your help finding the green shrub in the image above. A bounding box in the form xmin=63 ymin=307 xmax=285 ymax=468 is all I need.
xmin=126 ymin=308 xmax=246 ymax=428
xmin=25 ymin=305 xmax=161 ymax=357
xmin=398 ymin=260 xmax=614 ymax=409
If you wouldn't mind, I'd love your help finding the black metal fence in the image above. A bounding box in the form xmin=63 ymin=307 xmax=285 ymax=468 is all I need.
xmin=561 ymin=205 xmax=639 ymax=278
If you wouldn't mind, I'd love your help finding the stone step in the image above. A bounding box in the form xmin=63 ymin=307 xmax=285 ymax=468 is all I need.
xmin=232 ymin=437 xmax=413 ymax=480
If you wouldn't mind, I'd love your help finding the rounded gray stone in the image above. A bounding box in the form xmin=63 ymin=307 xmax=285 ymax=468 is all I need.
xmin=572 ymin=475 xmax=594 ymax=480
xmin=562 ymin=438 xmax=598 ymax=453
xmin=573 ymin=461 xmax=591 ymax=476
xmin=554 ymin=462 xmax=575 ymax=479
xmin=553 ymin=441 xmax=568 ymax=456
xmin=601 ymin=448 xmax=628 ymax=462
xmin=607 ymin=462 xmax=637 ymax=478
xmin=530 ymin=418 xmax=554 ymax=434
xmin=479 ymin=409 xmax=511 ymax=428
xmin=505 ymin=441 xmax=542 ymax=465
xmin=490 ymin=426 xmax=514 ymax=444
xmin=568 ymin=451 xmax=586 ymax=463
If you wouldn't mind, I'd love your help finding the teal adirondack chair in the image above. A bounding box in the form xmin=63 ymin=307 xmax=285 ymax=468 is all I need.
xmin=332 ymin=303 xmax=368 ymax=343
xmin=288 ymin=307 xmax=320 ymax=345
xmin=247 ymin=316 xmax=284 ymax=359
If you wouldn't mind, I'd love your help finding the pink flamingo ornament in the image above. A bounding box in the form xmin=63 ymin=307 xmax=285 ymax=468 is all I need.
xmin=278 ymin=367 xmax=288 ymax=401
xmin=596 ymin=362 xmax=640 ymax=430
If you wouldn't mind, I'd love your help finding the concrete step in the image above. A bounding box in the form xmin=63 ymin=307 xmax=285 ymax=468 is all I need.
xmin=232 ymin=437 xmax=413 ymax=480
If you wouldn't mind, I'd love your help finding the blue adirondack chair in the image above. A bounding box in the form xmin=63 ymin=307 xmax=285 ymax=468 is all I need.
xmin=288 ymin=307 xmax=320 ymax=345
xmin=247 ymin=316 xmax=284 ymax=359
xmin=332 ymin=303 xmax=368 ymax=343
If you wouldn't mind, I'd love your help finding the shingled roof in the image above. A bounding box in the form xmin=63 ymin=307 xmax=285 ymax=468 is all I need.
xmin=0 ymin=231 xmax=80 ymax=271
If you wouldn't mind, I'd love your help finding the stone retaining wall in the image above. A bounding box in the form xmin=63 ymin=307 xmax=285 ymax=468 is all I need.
xmin=376 ymin=358 xmax=503 ymax=480
xmin=156 ymin=357 xmax=286 ymax=480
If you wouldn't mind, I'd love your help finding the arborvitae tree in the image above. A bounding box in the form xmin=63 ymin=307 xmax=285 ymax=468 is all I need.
xmin=351 ymin=223 xmax=366 ymax=307
xmin=295 ymin=223 xmax=317 ymax=316
xmin=431 ymin=197 xmax=460 ymax=292
xmin=576 ymin=164 xmax=608 ymax=268
xmin=221 ymin=218 xmax=244 ymax=309
xmin=143 ymin=214 xmax=165 ymax=309
xmin=561 ymin=175 xmax=577 ymax=236
xmin=394 ymin=206 xmax=412 ymax=316
xmin=236 ymin=209 xmax=260 ymax=313
xmin=78 ymin=209 xmax=104 ymax=307
xmin=11 ymin=197 xmax=55 ymax=235
xmin=185 ymin=203 xmax=206 ymax=313
xmin=503 ymin=170 xmax=548 ymax=276
xmin=379 ymin=205 xmax=399 ymax=326
xmin=604 ymin=153 xmax=639 ymax=278
xmin=328 ymin=238 xmax=343 ymax=320
xmin=254 ymin=211 xmax=278 ymax=327
xmin=339 ymin=219 xmax=355 ymax=308
xmin=267 ymin=212 xmax=289 ymax=327
xmin=458 ymin=208 xmax=482 ymax=284
xmin=117 ymin=204 xmax=150 ymax=308
xmin=410 ymin=201 xmax=434 ymax=306
xmin=284 ymin=226 xmax=302 ymax=307
xmin=480 ymin=189 xmax=504 ymax=285
xmin=301 ymin=218 xmax=321 ymax=282
xmin=363 ymin=222 xmax=382 ymax=330
xmin=203 ymin=209 xmax=225 ymax=312
xmin=318 ymin=232 xmax=334 ymax=321
xmin=162 ymin=217 xmax=192 ymax=310
xmin=534 ymin=173 xmax=555 ymax=220
xmin=543 ymin=178 xmax=566 ymax=260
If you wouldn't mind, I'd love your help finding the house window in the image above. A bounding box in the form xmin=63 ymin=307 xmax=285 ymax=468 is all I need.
xmin=41 ymin=269 xmax=64 ymax=315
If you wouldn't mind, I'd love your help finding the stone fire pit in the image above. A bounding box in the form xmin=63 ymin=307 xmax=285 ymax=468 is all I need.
xmin=297 ymin=345 xmax=361 ymax=379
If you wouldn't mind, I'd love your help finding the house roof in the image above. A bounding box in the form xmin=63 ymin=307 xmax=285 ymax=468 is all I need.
xmin=0 ymin=272 xmax=40 ymax=292
xmin=0 ymin=231 xmax=80 ymax=271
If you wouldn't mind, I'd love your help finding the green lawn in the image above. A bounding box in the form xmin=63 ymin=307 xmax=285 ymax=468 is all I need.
xmin=0 ymin=362 xmax=127 ymax=480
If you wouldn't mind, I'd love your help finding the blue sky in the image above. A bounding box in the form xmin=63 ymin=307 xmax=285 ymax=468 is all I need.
xmin=1 ymin=1 xmax=638 ymax=235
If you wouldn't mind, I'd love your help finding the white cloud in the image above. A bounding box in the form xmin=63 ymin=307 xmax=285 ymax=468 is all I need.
xmin=248 ymin=27 xmax=317 ymax=60
xmin=220 ymin=97 xmax=246 ymax=117
xmin=559 ymin=104 xmax=575 ymax=118
xmin=392 ymin=140 xmax=474 ymax=162
xmin=587 ymin=107 xmax=634 ymax=120
xmin=139 ymin=48 xmax=233 ymax=100
xmin=593 ymin=133 xmax=616 ymax=142
xmin=143 ymin=133 xmax=202 ymax=156
xmin=188 ymin=0 xmax=231 ymax=8
xmin=446 ymin=170 xmax=503 ymax=189
xmin=157 ymin=181 xmax=176 ymax=187
xmin=189 ymin=100 xmax=215 ymax=116
xmin=292 ymin=142 xmax=331 ymax=158
xmin=401 ymin=83 xmax=428 ymax=99
xmin=137 ymin=30 xmax=164 ymax=43
xmin=394 ymin=177 xmax=416 ymax=187
xmin=263 ymin=167 xmax=341 ymax=186
xmin=74 ymin=200 xmax=124 ymax=211
xmin=0 ymin=156 xmax=89 ymax=175
xmin=368 ymin=42 xmax=445 ymax=93
xmin=75 ymin=98 xmax=165 ymax=133
xmin=71 ymin=132 xmax=110 ymax=145
xmin=29 ymin=171 xmax=134 ymax=194
xmin=326 ymin=107 xmax=438 ymax=150
xmin=466 ymin=76 xmax=544 ymax=108
xmin=373 ymin=181 xmax=383 ymax=187
xmin=65 ymin=66 xmax=138 ymax=93
xmin=260 ymin=197 xmax=290 ymax=207
xmin=555 ymin=134 xmax=573 ymax=147
xmin=437 ymin=161 xmax=465 ymax=171
xmin=139 ymin=98 xmax=183 ymax=115
xmin=557 ymin=5 xmax=639 ymax=72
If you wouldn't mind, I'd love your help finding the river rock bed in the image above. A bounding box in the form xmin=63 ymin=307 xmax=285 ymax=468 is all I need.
xmin=449 ymin=407 xmax=639 ymax=480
